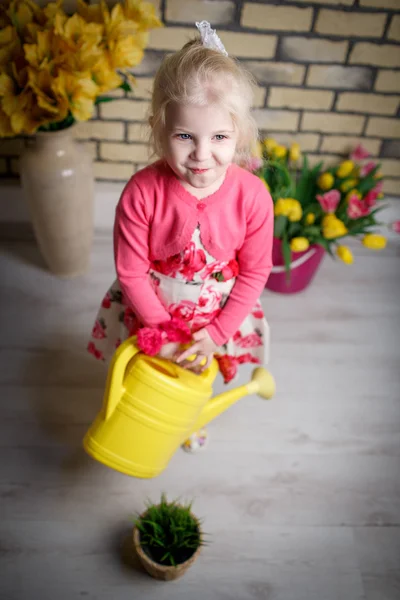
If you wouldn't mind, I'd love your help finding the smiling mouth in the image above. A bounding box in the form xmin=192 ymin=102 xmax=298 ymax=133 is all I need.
xmin=190 ymin=168 xmax=209 ymax=174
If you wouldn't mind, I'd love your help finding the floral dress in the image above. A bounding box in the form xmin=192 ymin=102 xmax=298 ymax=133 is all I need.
xmin=88 ymin=226 xmax=269 ymax=383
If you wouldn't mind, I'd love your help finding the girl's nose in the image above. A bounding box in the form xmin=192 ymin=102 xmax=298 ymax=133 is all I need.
xmin=191 ymin=140 xmax=211 ymax=162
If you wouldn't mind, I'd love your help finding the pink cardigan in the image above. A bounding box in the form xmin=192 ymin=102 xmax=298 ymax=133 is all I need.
xmin=114 ymin=160 xmax=273 ymax=346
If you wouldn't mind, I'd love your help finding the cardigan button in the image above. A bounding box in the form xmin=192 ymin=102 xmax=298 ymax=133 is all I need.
xmin=198 ymin=202 xmax=206 ymax=211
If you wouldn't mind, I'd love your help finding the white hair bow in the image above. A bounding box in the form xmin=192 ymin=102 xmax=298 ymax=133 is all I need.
xmin=195 ymin=21 xmax=228 ymax=56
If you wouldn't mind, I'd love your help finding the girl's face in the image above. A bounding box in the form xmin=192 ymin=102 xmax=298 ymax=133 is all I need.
xmin=162 ymin=102 xmax=238 ymax=196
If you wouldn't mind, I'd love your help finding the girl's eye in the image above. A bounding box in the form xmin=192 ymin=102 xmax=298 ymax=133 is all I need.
xmin=176 ymin=133 xmax=192 ymax=140
xmin=215 ymin=134 xmax=227 ymax=141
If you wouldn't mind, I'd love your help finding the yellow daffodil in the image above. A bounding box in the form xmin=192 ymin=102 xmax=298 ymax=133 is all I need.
xmin=336 ymin=245 xmax=353 ymax=264
xmin=362 ymin=234 xmax=387 ymax=250
xmin=0 ymin=106 xmax=13 ymax=137
xmin=76 ymin=0 xmax=104 ymax=24
xmin=0 ymin=0 xmax=164 ymax=135
xmin=317 ymin=172 xmax=334 ymax=191
xmin=290 ymin=237 xmax=309 ymax=252
xmin=27 ymin=67 xmax=68 ymax=119
xmin=91 ymin=55 xmax=123 ymax=93
xmin=5 ymin=0 xmax=39 ymax=37
xmin=340 ymin=178 xmax=359 ymax=193
xmin=337 ymin=160 xmax=354 ymax=178
xmin=0 ymin=25 xmax=21 ymax=66
xmin=289 ymin=142 xmax=300 ymax=162
xmin=345 ymin=189 xmax=361 ymax=203
xmin=305 ymin=213 xmax=315 ymax=225
xmin=273 ymin=144 xmax=287 ymax=159
xmin=275 ymin=197 xmax=302 ymax=222
xmin=55 ymin=13 xmax=103 ymax=51
xmin=123 ymin=0 xmax=163 ymax=30
xmin=53 ymin=70 xmax=98 ymax=121
xmin=322 ymin=214 xmax=348 ymax=239
xmin=107 ymin=34 xmax=144 ymax=69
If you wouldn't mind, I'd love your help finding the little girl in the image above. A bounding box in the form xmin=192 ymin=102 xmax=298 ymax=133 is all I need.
xmin=88 ymin=21 xmax=273 ymax=452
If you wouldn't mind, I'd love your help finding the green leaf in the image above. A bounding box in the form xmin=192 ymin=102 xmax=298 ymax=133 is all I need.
xmin=120 ymin=81 xmax=132 ymax=93
xmin=281 ymin=232 xmax=292 ymax=281
xmin=274 ymin=214 xmax=288 ymax=238
xmin=94 ymin=95 xmax=115 ymax=105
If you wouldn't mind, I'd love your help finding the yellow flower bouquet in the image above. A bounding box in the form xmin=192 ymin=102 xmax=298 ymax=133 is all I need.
xmin=0 ymin=0 xmax=162 ymax=135
xmin=248 ymin=139 xmax=387 ymax=292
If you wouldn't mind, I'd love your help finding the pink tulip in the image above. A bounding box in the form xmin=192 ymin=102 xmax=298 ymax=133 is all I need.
xmin=316 ymin=189 xmax=341 ymax=213
xmin=360 ymin=161 xmax=377 ymax=177
xmin=391 ymin=220 xmax=400 ymax=234
xmin=347 ymin=196 xmax=369 ymax=219
xmin=350 ymin=144 xmax=370 ymax=161
xmin=374 ymin=181 xmax=383 ymax=194
xmin=364 ymin=190 xmax=378 ymax=209
xmin=244 ymin=157 xmax=263 ymax=172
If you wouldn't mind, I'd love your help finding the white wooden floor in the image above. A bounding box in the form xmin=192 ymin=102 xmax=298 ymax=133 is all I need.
xmin=1 ymin=217 xmax=400 ymax=600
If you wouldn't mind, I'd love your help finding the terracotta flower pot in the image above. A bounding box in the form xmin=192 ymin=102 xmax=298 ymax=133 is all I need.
xmin=266 ymin=237 xmax=325 ymax=294
xmin=19 ymin=126 xmax=94 ymax=278
xmin=133 ymin=517 xmax=202 ymax=581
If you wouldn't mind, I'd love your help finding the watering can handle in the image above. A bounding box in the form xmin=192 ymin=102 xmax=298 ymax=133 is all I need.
xmin=103 ymin=337 xmax=140 ymax=421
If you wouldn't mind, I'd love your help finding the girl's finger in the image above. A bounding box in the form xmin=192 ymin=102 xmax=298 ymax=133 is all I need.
xmin=199 ymin=354 xmax=213 ymax=372
xmin=176 ymin=343 xmax=200 ymax=364
xmin=182 ymin=353 xmax=205 ymax=369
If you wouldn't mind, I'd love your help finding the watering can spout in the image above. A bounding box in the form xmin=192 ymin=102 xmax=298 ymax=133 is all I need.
xmin=188 ymin=367 xmax=276 ymax=433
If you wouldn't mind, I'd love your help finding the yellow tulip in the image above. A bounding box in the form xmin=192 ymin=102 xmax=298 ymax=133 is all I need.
xmin=289 ymin=142 xmax=300 ymax=162
xmin=337 ymin=160 xmax=354 ymax=178
xmin=317 ymin=172 xmax=334 ymax=191
xmin=374 ymin=171 xmax=383 ymax=179
xmin=340 ymin=178 xmax=359 ymax=193
xmin=305 ymin=213 xmax=315 ymax=225
xmin=290 ymin=237 xmax=310 ymax=252
xmin=336 ymin=245 xmax=353 ymax=265
xmin=275 ymin=198 xmax=302 ymax=222
xmin=378 ymin=193 xmax=384 ymax=199
xmin=362 ymin=234 xmax=387 ymax=250
xmin=345 ymin=189 xmax=361 ymax=203
xmin=322 ymin=214 xmax=348 ymax=239
xmin=252 ymin=140 xmax=263 ymax=158
xmin=263 ymin=137 xmax=277 ymax=153
xmin=273 ymin=144 xmax=287 ymax=159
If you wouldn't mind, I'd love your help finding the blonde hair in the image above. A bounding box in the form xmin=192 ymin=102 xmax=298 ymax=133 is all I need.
xmin=149 ymin=39 xmax=258 ymax=162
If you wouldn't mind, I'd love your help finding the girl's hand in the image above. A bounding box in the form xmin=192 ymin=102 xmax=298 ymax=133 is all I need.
xmin=175 ymin=329 xmax=218 ymax=373
xmin=157 ymin=341 xmax=181 ymax=361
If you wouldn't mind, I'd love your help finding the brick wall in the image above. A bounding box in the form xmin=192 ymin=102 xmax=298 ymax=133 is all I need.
xmin=1 ymin=0 xmax=399 ymax=195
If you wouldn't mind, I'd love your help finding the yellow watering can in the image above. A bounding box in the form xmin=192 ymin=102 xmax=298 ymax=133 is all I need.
xmin=83 ymin=337 xmax=276 ymax=479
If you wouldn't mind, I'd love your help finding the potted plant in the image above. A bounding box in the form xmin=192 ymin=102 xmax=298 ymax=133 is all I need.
xmin=133 ymin=493 xmax=207 ymax=581
xmin=0 ymin=0 xmax=162 ymax=277
xmin=246 ymin=140 xmax=388 ymax=293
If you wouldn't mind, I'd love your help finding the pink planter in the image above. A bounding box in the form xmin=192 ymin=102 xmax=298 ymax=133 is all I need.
xmin=266 ymin=238 xmax=325 ymax=294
